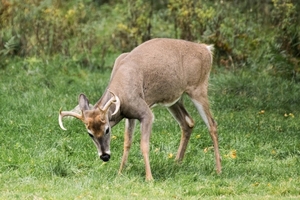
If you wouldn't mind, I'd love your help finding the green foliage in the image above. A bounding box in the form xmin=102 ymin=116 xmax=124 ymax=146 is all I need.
xmin=1 ymin=0 xmax=299 ymax=79
xmin=0 ymin=35 xmax=20 ymax=56
xmin=272 ymin=0 xmax=299 ymax=56
xmin=113 ymin=0 xmax=153 ymax=51
xmin=0 ymin=0 xmax=115 ymax=69
xmin=167 ymin=0 xmax=215 ymax=40
xmin=269 ymin=0 xmax=300 ymax=79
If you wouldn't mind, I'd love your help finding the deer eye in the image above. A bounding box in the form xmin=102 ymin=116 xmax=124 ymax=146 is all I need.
xmin=87 ymin=130 xmax=94 ymax=138
xmin=105 ymin=127 xmax=110 ymax=135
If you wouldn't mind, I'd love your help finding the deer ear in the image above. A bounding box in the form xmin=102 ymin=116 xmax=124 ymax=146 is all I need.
xmin=79 ymin=94 xmax=90 ymax=111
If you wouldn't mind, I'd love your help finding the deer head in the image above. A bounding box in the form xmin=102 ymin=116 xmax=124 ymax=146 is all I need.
xmin=59 ymin=92 xmax=120 ymax=162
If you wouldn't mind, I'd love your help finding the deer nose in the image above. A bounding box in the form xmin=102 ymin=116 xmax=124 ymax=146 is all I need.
xmin=100 ymin=153 xmax=110 ymax=162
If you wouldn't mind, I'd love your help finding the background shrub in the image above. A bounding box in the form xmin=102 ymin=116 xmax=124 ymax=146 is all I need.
xmin=0 ymin=0 xmax=299 ymax=80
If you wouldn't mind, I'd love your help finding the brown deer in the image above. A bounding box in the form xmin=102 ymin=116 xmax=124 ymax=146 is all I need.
xmin=59 ymin=38 xmax=221 ymax=181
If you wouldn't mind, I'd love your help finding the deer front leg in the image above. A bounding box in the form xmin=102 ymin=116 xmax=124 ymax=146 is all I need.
xmin=119 ymin=119 xmax=136 ymax=175
xmin=139 ymin=109 xmax=154 ymax=181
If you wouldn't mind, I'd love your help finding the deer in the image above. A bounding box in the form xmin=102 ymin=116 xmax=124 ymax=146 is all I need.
xmin=58 ymin=38 xmax=221 ymax=181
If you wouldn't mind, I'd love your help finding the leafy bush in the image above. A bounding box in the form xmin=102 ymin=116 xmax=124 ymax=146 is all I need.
xmin=112 ymin=0 xmax=153 ymax=52
xmin=0 ymin=0 xmax=299 ymax=79
xmin=269 ymin=0 xmax=300 ymax=80
xmin=0 ymin=0 xmax=114 ymax=69
xmin=167 ymin=0 xmax=215 ymax=41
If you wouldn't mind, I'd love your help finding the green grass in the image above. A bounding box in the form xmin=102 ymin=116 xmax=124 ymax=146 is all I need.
xmin=0 ymin=57 xmax=300 ymax=199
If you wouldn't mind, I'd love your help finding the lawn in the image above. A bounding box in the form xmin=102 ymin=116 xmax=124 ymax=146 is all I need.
xmin=0 ymin=57 xmax=299 ymax=199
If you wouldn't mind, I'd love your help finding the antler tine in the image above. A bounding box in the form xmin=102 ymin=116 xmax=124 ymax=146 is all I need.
xmin=100 ymin=90 xmax=120 ymax=115
xmin=101 ymin=97 xmax=116 ymax=113
xmin=58 ymin=108 xmax=83 ymax=130
xmin=110 ymin=93 xmax=120 ymax=116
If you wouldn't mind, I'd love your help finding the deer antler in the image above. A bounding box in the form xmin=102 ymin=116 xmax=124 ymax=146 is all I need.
xmin=100 ymin=90 xmax=120 ymax=115
xmin=58 ymin=108 xmax=83 ymax=130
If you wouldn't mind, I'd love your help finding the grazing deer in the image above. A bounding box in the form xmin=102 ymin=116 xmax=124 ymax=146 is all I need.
xmin=59 ymin=38 xmax=221 ymax=181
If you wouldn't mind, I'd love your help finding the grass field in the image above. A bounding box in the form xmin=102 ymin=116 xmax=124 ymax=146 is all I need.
xmin=0 ymin=57 xmax=300 ymax=199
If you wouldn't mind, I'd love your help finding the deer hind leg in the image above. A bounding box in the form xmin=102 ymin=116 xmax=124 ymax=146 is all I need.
xmin=189 ymin=91 xmax=221 ymax=174
xmin=168 ymin=101 xmax=195 ymax=162
xmin=119 ymin=118 xmax=136 ymax=175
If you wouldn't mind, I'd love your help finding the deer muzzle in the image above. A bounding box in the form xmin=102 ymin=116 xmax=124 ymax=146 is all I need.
xmin=100 ymin=153 xmax=111 ymax=162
